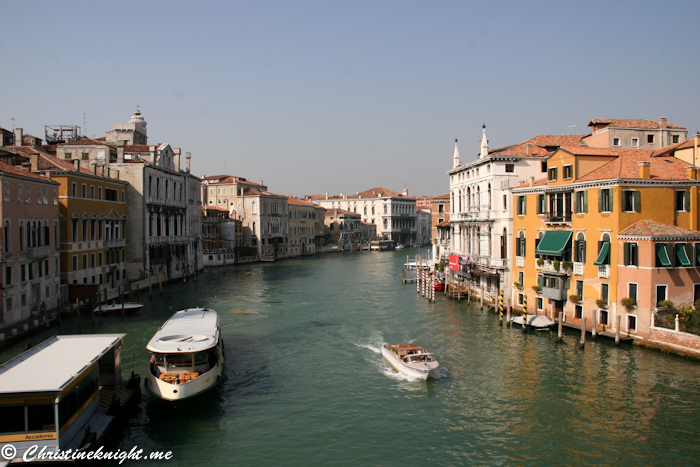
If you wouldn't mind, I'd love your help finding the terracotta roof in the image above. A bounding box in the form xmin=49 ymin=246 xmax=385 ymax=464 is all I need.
xmin=0 ymin=160 xmax=51 ymax=181
xmin=320 ymin=187 xmax=413 ymax=199
xmin=243 ymin=189 xmax=287 ymax=199
xmin=204 ymin=175 xmax=264 ymax=187
xmin=58 ymin=137 xmax=113 ymax=147
xmin=576 ymin=152 xmax=694 ymax=182
xmin=489 ymin=134 xmax=585 ymax=158
xmin=619 ymin=220 xmax=700 ymax=237
xmin=361 ymin=221 xmax=376 ymax=226
xmin=652 ymin=138 xmax=699 ymax=158
xmin=437 ymin=220 xmax=451 ymax=228
xmin=326 ymin=208 xmax=359 ymax=216
xmin=287 ymin=197 xmax=316 ymax=207
xmin=516 ymin=177 xmax=548 ymax=188
xmin=558 ymin=146 xmax=654 ymax=157
xmin=124 ymin=145 xmax=152 ymax=152
xmin=34 ymin=152 xmax=96 ymax=175
xmin=588 ymin=119 xmax=686 ymax=130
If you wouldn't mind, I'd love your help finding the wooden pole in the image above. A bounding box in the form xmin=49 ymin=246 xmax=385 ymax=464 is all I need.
xmin=522 ymin=295 xmax=527 ymax=332
xmin=159 ymin=273 xmax=163 ymax=295
xmin=558 ymin=313 xmax=563 ymax=340
xmin=592 ymin=310 xmax=597 ymax=338
xmin=499 ymin=290 xmax=504 ymax=324
xmin=506 ymin=298 xmax=511 ymax=327
xmin=480 ymin=281 xmax=484 ymax=310
xmin=580 ymin=317 xmax=586 ymax=347
xmin=149 ymin=275 xmax=153 ymax=299
xmin=615 ymin=314 xmax=621 ymax=344
xmin=120 ymin=286 xmax=124 ymax=314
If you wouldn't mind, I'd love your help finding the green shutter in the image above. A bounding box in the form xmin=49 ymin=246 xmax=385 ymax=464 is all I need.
xmin=656 ymin=243 xmax=672 ymax=267
xmin=624 ymin=243 xmax=630 ymax=265
xmin=609 ymin=189 xmax=613 ymax=212
xmin=677 ymin=243 xmax=692 ymax=267
xmin=696 ymin=243 xmax=700 ymax=266
xmin=685 ymin=190 xmax=691 ymax=211
xmin=621 ymin=191 xmax=628 ymax=212
xmin=516 ymin=237 xmax=521 ymax=256
xmin=583 ymin=191 xmax=587 ymax=213
xmin=582 ymin=240 xmax=586 ymax=263
xmin=523 ymin=196 xmax=527 ymax=215
xmin=598 ymin=189 xmax=603 ymax=212
xmin=537 ymin=194 xmax=543 ymax=214
xmin=634 ymin=190 xmax=641 ymax=212
xmin=522 ymin=238 xmax=526 ymax=258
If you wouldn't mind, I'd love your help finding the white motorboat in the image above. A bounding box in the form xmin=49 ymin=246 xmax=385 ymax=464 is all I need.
xmin=144 ymin=308 xmax=224 ymax=401
xmin=93 ymin=302 xmax=144 ymax=314
xmin=511 ymin=314 xmax=555 ymax=330
xmin=381 ymin=343 xmax=439 ymax=380
xmin=395 ymin=244 xmax=405 ymax=250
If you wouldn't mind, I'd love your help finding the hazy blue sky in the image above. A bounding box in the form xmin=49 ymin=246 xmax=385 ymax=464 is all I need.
xmin=3 ymin=1 xmax=699 ymax=197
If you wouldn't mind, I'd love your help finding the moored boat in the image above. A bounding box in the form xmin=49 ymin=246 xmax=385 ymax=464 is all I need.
xmin=93 ymin=302 xmax=144 ymax=314
xmin=381 ymin=343 xmax=439 ymax=380
xmin=395 ymin=243 xmax=405 ymax=250
xmin=511 ymin=314 xmax=555 ymax=330
xmin=144 ymin=308 xmax=224 ymax=401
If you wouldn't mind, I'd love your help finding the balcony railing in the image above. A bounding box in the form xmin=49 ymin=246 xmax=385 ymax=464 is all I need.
xmin=27 ymin=246 xmax=50 ymax=259
xmin=573 ymin=262 xmax=584 ymax=275
xmin=516 ymin=256 xmax=524 ymax=267
xmin=598 ymin=264 xmax=610 ymax=278
xmin=104 ymin=238 xmax=126 ymax=248
xmin=545 ymin=212 xmax=572 ymax=223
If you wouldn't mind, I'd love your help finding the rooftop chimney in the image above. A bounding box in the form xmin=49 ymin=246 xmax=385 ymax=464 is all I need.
xmin=639 ymin=161 xmax=651 ymax=180
xmin=186 ymin=152 xmax=191 ymax=173
xmin=31 ymin=154 xmax=38 ymax=172
xmin=14 ymin=128 xmax=23 ymax=147
xmin=529 ymin=176 xmax=535 ymax=187
xmin=325 ymin=192 xmax=329 ymax=200
xmin=659 ymin=117 xmax=668 ymax=129
xmin=117 ymin=140 xmax=125 ymax=163
xmin=73 ymin=160 xmax=80 ymax=171
xmin=686 ymin=166 xmax=697 ymax=180
xmin=174 ymin=148 xmax=181 ymax=171
xmin=526 ymin=143 xmax=533 ymax=157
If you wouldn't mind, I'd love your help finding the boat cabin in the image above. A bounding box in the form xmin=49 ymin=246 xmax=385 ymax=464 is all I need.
xmin=387 ymin=343 xmax=435 ymax=363
xmin=0 ymin=334 xmax=127 ymax=462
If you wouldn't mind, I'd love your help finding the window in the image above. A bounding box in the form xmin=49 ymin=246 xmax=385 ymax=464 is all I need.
xmin=622 ymin=190 xmax=641 ymax=212
xmin=628 ymin=314 xmax=637 ymax=332
xmin=18 ymin=185 xmax=23 ymax=204
xmin=98 ymin=187 xmax=102 ymax=200
xmin=628 ymin=283 xmax=638 ymax=302
xmin=517 ymin=196 xmax=526 ymax=215
xmin=575 ymin=280 xmax=583 ymax=298
xmin=631 ymin=138 xmax=639 ymax=147
xmin=4 ymin=266 xmax=10 ymax=285
xmin=2 ymin=182 xmax=9 ymax=202
xmin=53 ymin=189 xmax=58 ymax=205
xmin=548 ymin=167 xmax=558 ymax=181
xmin=71 ymin=183 xmax=77 ymax=197
xmin=624 ymin=242 xmax=638 ymax=266
xmin=536 ymin=297 xmax=543 ymax=311
xmin=505 ymin=164 xmax=514 ymax=173
xmin=575 ymin=304 xmax=583 ymax=319
xmin=575 ymin=233 xmax=586 ymax=263
xmin=647 ymin=134 xmax=654 ymax=144
xmin=541 ymin=161 xmax=547 ymax=173
xmin=599 ymin=309 xmax=609 ymax=326
xmin=516 ymin=232 xmax=526 ymax=257
xmin=90 ymin=186 xmax=95 ymax=199
xmin=518 ymin=293 xmax=524 ymax=305
xmin=81 ymin=152 xmax=89 ymax=160
xmin=563 ymin=165 xmax=573 ymax=179
xmin=595 ymin=235 xmax=611 ymax=266
xmin=518 ymin=271 xmax=524 ymax=287
xmin=656 ymin=285 xmax=667 ymax=305
xmin=672 ymin=135 xmax=680 ymax=144
xmin=598 ymin=188 xmax=612 ymax=212
xmin=656 ymin=243 xmax=672 ymax=267
xmin=574 ymin=191 xmax=588 ymax=214
xmin=81 ymin=184 xmax=87 ymax=198
xmin=600 ymin=283 xmax=609 ymax=304
xmin=503 ymin=195 xmax=507 ymax=210
xmin=536 ymin=194 xmax=546 ymax=214
xmin=82 ymin=254 xmax=87 ymax=269
xmin=613 ymin=137 xmax=620 ymax=146
xmin=675 ymin=190 xmax=690 ymax=212
xmin=64 ymin=152 xmax=71 ymax=159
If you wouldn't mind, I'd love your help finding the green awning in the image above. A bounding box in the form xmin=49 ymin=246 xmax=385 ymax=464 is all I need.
xmin=594 ymin=242 xmax=610 ymax=266
xmin=677 ymin=245 xmax=691 ymax=267
xmin=535 ymin=230 xmax=572 ymax=256
xmin=657 ymin=244 xmax=672 ymax=267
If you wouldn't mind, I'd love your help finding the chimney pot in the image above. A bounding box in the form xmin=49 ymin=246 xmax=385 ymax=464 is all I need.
xmin=74 ymin=159 xmax=80 ymax=171
xmin=639 ymin=161 xmax=651 ymax=180
xmin=659 ymin=117 xmax=668 ymax=129
xmin=686 ymin=166 xmax=697 ymax=180
xmin=526 ymin=143 xmax=533 ymax=157
xmin=529 ymin=176 xmax=535 ymax=187
xmin=14 ymin=128 xmax=23 ymax=147
xmin=30 ymin=155 xmax=38 ymax=172
xmin=185 ymin=152 xmax=191 ymax=173
xmin=116 ymin=140 xmax=125 ymax=163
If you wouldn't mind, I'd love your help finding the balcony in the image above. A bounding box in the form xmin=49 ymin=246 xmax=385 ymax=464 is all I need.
xmin=27 ymin=246 xmax=50 ymax=259
xmin=598 ymin=264 xmax=610 ymax=278
xmin=542 ymin=274 xmax=569 ymax=301
xmin=573 ymin=262 xmax=584 ymax=276
xmin=516 ymin=256 xmax=524 ymax=268
xmin=545 ymin=212 xmax=572 ymax=224
xmin=105 ymin=238 xmax=126 ymax=248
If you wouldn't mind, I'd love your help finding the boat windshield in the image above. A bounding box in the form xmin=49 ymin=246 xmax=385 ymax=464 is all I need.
xmin=154 ymin=353 xmax=195 ymax=368
xmin=406 ymin=354 xmax=434 ymax=363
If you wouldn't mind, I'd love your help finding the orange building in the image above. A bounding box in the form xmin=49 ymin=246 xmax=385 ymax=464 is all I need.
xmin=512 ymin=146 xmax=700 ymax=340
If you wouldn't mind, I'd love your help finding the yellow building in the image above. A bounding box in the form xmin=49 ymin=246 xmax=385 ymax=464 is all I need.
xmin=512 ymin=146 xmax=700 ymax=339
xmin=34 ymin=153 xmax=129 ymax=295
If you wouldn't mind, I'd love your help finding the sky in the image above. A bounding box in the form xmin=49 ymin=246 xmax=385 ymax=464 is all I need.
xmin=2 ymin=1 xmax=699 ymax=198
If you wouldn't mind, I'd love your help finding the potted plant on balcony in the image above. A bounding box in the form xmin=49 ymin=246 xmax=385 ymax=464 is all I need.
xmin=569 ymin=294 xmax=581 ymax=303
xmin=553 ymin=260 xmax=561 ymax=271
xmin=532 ymin=285 xmax=542 ymax=294
xmin=562 ymin=261 xmax=573 ymax=272
xmin=514 ymin=282 xmax=522 ymax=289
xmin=621 ymin=297 xmax=636 ymax=308
xmin=537 ymin=258 xmax=544 ymax=267
xmin=596 ymin=299 xmax=608 ymax=308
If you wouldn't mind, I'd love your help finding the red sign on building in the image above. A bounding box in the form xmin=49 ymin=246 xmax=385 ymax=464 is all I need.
xmin=449 ymin=254 xmax=459 ymax=271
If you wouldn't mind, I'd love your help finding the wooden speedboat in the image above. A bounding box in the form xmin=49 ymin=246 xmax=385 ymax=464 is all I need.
xmin=144 ymin=308 xmax=224 ymax=401
xmin=93 ymin=302 xmax=144 ymax=314
xmin=395 ymin=244 xmax=405 ymax=250
xmin=511 ymin=314 xmax=555 ymax=330
xmin=381 ymin=343 xmax=439 ymax=380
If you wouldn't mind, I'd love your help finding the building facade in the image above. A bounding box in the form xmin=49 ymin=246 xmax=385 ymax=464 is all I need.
xmin=582 ymin=118 xmax=687 ymax=150
xmin=240 ymin=190 xmax=289 ymax=260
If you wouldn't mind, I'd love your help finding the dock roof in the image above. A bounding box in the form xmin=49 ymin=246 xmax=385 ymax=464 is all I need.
xmin=0 ymin=334 xmax=125 ymax=394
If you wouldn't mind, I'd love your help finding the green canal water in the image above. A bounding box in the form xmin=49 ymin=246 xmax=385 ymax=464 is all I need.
xmin=3 ymin=249 xmax=700 ymax=466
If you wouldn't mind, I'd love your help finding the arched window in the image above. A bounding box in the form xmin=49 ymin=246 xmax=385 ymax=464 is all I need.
xmin=500 ymin=228 xmax=507 ymax=259
xmin=252 ymin=222 xmax=256 ymax=235
xmin=467 ymin=187 xmax=471 ymax=210
xmin=575 ymin=233 xmax=586 ymax=263
xmin=371 ymin=207 xmax=375 ymax=215
xmin=517 ymin=231 xmax=526 ymax=257
xmin=364 ymin=207 xmax=367 ymax=215
xmin=487 ymin=184 xmax=492 ymax=209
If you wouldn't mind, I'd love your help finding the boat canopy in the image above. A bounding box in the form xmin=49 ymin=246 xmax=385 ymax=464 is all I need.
xmin=0 ymin=334 xmax=125 ymax=395
xmin=535 ymin=230 xmax=572 ymax=256
xmin=147 ymin=308 xmax=219 ymax=354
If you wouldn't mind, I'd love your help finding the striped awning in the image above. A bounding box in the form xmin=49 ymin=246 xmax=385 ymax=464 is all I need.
xmin=535 ymin=231 xmax=572 ymax=256
xmin=657 ymin=244 xmax=672 ymax=267
xmin=677 ymin=245 xmax=691 ymax=267
xmin=594 ymin=242 xmax=610 ymax=266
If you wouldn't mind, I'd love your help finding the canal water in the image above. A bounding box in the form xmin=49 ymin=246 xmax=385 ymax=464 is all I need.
xmin=3 ymin=249 xmax=700 ymax=466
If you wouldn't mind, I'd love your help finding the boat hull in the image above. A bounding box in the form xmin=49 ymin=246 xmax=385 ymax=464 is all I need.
xmin=93 ymin=303 xmax=143 ymax=314
xmin=144 ymin=358 xmax=224 ymax=401
xmin=381 ymin=346 xmax=437 ymax=380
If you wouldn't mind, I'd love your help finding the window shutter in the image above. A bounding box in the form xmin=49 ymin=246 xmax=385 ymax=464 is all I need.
xmin=522 ymin=238 xmax=526 ymax=257
xmin=598 ymin=189 xmax=603 ymax=212
xmin=633 ymin=243 xmax=638 ymax=265
xmin=516 ymin=238 xmax=521 ymax=256
xmin=634 ymin=190 xmax=641 ymax=212
xmin=523 ymin=197 xmax=527 ymax=215
xmin=685 ymin=190 xmax=690 ymax=211
xmin=566 ymin=277 xmax=571 ymax=290
xmin=582 ymin=240 xmax=586 ymax=263
xmin=609 ymin=189 xmax=613 ymax=212
xmin=573 ymin=193 xmax=579 ymax=213
xmin=537 ymin=194 xmax=543 ymax=214
xmin=584 ymin=191 xmax=588 ymax=213
xmin=621 ymin=191 xmax=628 ymax=212
xmin=538 ymin=275 xmax=544 ymax=287
xmin=624 ymin=243 xmax=630 ymax=265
